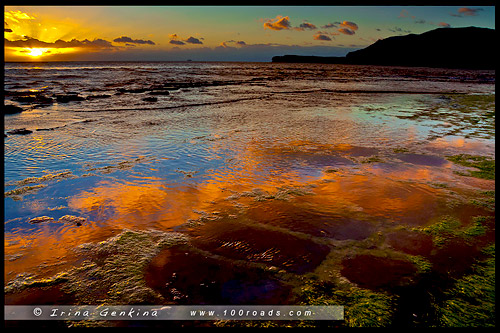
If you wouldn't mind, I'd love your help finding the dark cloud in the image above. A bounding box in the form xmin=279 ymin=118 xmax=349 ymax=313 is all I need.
xmin=5 ymin=36 xmax=115 ymax=49
xmin=338 ymin=28 xmax=355 ymax=35
xmin=388 ymin=26 xmax=412 ymax=33
xmin=298 ymin=22 xmax=317 ymax=30
xmin=219 ymin=40 xmax=247 ymax=48
xmin=321 ymin=23 xmax=338 ymax=29
xmin=169 ymin=39 xmax=185 ymax=45
xmin=185 ymin=36 xmax=203 ymax=44
xmin=4 ymin=21 xmax=13 ymax=32
xmin=113 ymin=36 xmax=155 ymax=45
xmin=313 ymin=33 xmax=332 ymax=41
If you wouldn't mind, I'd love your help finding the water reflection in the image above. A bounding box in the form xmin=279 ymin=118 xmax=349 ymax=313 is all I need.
xmin=6 ymin=138 xmax=486 ymax=281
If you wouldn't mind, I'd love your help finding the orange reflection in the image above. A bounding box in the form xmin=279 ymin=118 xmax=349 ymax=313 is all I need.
xmin=3 ymin=138 xmax=477 ymax=282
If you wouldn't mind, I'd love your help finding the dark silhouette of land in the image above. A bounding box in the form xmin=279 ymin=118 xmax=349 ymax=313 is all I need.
xmin=272 ymin=27 xmax=495 ymax=69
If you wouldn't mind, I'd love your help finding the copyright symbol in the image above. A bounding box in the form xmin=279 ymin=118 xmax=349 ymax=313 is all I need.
xmin=33 ymin=307 xmax=43 ymax=316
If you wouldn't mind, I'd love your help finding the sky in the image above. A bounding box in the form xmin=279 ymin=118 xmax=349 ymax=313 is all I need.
xmin=4 ymin=6 xmax=496 ymax=62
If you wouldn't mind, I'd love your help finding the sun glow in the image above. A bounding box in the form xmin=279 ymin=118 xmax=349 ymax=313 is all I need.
xmin=27 ymin=48 xmax=49 ymax=57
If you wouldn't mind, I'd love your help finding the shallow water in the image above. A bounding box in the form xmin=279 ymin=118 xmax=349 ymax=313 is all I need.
xmin=4 ymin=62 xmax=495 ymax=326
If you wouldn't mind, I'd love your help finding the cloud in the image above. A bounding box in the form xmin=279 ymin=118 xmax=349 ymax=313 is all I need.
xmin=113 ymin=36 xmax=155 ymax=45
xmin=185 ymin=36 xmax=203 ymax=44
xmin=438 ymin=22 xmax=451 ymax=27
xmin=336 ymin=21 xmax=359 ymax=35
xmin=313 ymin=33 xmax=332 ymax=41
xmin=321 ymin=23 xmax=339 ymax=29
xmin=398 ymin=9 xmax=410 ymax=18
xmin=263 ymin=15 xmax=292 ymax=30
xmin=338 ymin=28 xmax=356 ymax=35
xmin=5 ymin=36 xmax=115 ymax=49
xmin=297 ymin=22 xmax=317 ymax=30
xmin=169 ymin=39 xmax=185 ymax=45
xmin=340 ymin=21 xmax=358 ymax=31
xmin=168 ymin=34 xmax=204 ymax=46
xmin=388 ymin=26 xmax=412 ymax=34
xmin=455 ymin=7 xmax=483 ymax=16
xmin=5 ymin=10 xmax=36 ymax=23
xmin=219 ymin=40 xmax=247 ymax=48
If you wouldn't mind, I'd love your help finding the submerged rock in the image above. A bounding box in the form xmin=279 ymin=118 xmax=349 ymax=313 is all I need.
xmin=55 ymin=93 xmax=85 ymax=103
xmin=7 ymin=128 xmax=32 ymax=135
xmin=86 ymin=94 xmax=111 ymax=100
xmin=26 ymin=214 xmax=87 ymax=226
xmin=4 ymin=105 xmax=24 ymax=114
xmin=58 ymin=215 xmax=87 ymax=226
xmin=28 ymin=216 xmax=55 ymax=224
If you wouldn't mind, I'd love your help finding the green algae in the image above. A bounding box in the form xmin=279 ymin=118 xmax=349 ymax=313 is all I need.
xmin=416 ymin=215 xmax=489 ymax=248
xmin=436 ymin=244 xmax=495 ymax=327
xmin=299 ymin=278 xmax=395 ymax=327
xmin=407 ymin=255 xmax=433 ymax=274
xmin=447 ymin=154 xmax=495 ymax=180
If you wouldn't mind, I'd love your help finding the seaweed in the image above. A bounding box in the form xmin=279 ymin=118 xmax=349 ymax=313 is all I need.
xmin=436 ymin=244 xmax=495 ymax=327
xmin=447 ymin=154 xmax=495 ymax=180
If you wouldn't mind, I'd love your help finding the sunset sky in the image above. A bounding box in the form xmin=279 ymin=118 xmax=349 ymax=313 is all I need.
xmin=4 ymin=6 xmax=495 ymax=62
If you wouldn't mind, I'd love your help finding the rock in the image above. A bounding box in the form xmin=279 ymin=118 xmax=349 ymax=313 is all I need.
xmin=142 ymin=97 xmax=158 ymax=102
xmin=55 ymin=94 xmax=85 ymax=103
xmin=345 ymin=27 xmax=495 ymax=69
xmin=86 ymin=94 xmax=112 ymax=100
xmin=7 ymin=128 xmax=33 ymax=135
xmin=58 ymin=215 xmax=87 ymax=226
xmin=273 ymin=27 xmax=495 ymax=70
xmin=28 ymin=216 xmax=55 ymax=224
xmin=11 ymin=93 xmax=54 ymax=105
xmin=4 ymin=105 xmax=24 ymax=114
xmin=117 ymin=87 xmax=148 ymax=94
xmin=149 ymin=90 xmax=170 ymax=96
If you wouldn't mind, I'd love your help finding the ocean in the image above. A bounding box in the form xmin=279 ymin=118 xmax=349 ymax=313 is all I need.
xmin=4 ymin=61 xmax=495 ymax=326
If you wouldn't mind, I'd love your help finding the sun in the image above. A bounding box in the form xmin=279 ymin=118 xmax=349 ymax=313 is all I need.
xmin=28 ymin=48 xmax=48 ymax=57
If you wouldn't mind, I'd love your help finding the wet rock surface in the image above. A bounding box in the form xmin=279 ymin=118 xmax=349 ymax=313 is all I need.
xmin=189 ymin=221 xmax=331 ymax=274
xmin=340 ymin=254 xmax=418 ymax=290
xmin=144 ymin=245 xmax=292 ymax=305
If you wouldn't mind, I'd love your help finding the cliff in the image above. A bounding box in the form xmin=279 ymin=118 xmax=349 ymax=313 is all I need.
xmin=272 ymin=27 xmax=495 ymax=69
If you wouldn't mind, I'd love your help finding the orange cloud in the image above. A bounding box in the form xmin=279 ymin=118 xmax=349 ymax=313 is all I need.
xmin=313 ymin=32 xmax=332 ymax=41
xmin=340 ymin=21 xmax=358 ymax=31
xmin=263 ymin=15 xmax=292 ymax=30
xmin=457 ymin=7 xmax=483 ymax=16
